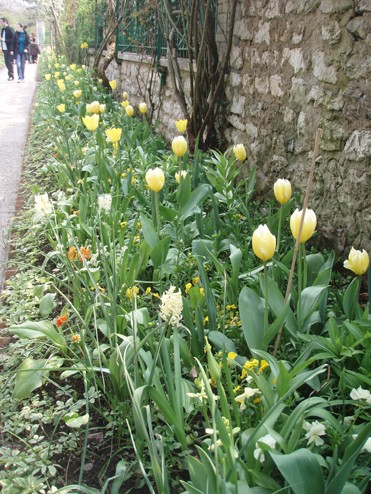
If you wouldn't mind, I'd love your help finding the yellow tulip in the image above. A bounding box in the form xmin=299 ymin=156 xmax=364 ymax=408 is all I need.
xmin=74 ymin=80 xmax=80 ymax=86
xmin=175 ymin=170 xmax=188 ymax=183
xmin=122 ymin=91 xmax=128 ymax=100
xmin=274 ymin=179 xmax=292 ymax=204
xmin=175 ymin=119 xmax=187 ymax=133
xmin=73 ymin=89 xmax=82 ymax=99
xmin=45 ymin=74 xmax=51 ymax=81
xmin=290 ymin=208 xmax=317 ymax=243
xmin=233 ymin=144 xmax=247 ymax=161
xmin=86 ymin=101 xmax=101 ymax=114
xmin=54 ymin=71 xmax=60 ymax=78
xmin=57 ymin=79 xmax=66 ymax=92
xmin=69 ymin=63 xmax=77 ymax=70
xmin=126 ymin=105 xmax=134 ymax=117
xmin=252 ymin=224 xmax=276 ymax=262
xmin=139 ymin=102 xmax=148 ymax=114
xmin=56 ymin=104 xmax=65 ymax=113
xmin=82 ymin=114 xmax=99 ymax=131
xmin=121 ymin=100 xmax=129 ymax=109
xmin=80 ymin=42 xmax=88 ymax=49
xmin=109 ymin=80 xmax=117 ymax=90
xmin=344 ymin=247 xmax=369 ymax=276
xmin=145 ymin=167 xmax=165 ymax=192
xmin=54 ymin=63 xmax=60 ymax=68
xmin=172 ymin=135 xmax=188 ymax=157
xmin=105 ymin=128 xmax=122 ymax=150
xmin=99 ymin=104 xmax=106 ymax=113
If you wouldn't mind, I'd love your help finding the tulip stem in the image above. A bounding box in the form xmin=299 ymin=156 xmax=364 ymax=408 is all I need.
xmin=264 ymin=263 xmax=269 ymax=334
xmin=302 ymin=244 xmax=307 ymax=289
xmin=276 ymin=205 xmax=283 ymax=252
xmin=153 ymin=191 xmax=161 ymax=231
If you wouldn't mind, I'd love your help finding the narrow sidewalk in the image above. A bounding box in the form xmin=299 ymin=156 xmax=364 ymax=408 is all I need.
xmin=0 ymin=62 xmax=37 ymax=289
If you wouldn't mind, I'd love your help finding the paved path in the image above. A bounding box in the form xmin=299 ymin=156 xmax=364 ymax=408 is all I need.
xmin=0 ymin=63 xmax=37 ymax=289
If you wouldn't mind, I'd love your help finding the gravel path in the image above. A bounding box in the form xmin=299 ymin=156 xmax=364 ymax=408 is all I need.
xmin=0 ymin=63 xmax=37 ymax=289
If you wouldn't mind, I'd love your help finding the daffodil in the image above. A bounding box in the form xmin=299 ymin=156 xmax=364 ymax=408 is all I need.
xmin=82 ymin=114 xmax=99 ymax=131
xmin=139 ymin=102 xmax=147 ymax=114
xmin=233 ymin=144 xmax=247 ymax=161
xmin=303 ymin=421 xmax=326 ymax=446
xmin=252 ymin=225 xmax=276 ymax=262
xmin=290 ymin=208 xmax=317 ymax=243
xmin=175 ymin=119 xmax=187 ymax=133
xmin=344 ymin=247 xmax=369 ymax=276
xmin=274 ymin=178 xmax=292 ymax=204
xmin=145 ymin=167 xmax=165 ymax=192
xmin=172 ymin=135 xmax=187 ymax=157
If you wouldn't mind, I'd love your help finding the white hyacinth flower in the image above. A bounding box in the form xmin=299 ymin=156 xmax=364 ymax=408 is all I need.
xmin=303 ymin=420 xmax=326 ymax=446
xmin=34 ymin=193 xmax=53 ymax=217
xmin=159 ymin=285 xmax=183 ymax=326
xmin=98 ymin=194 xmax=112 ymax=213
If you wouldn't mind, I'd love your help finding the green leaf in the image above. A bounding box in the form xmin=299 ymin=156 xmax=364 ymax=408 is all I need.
xmin=271 ymin=449 xmax=325 ymax=494
xmin=180 ymin=184 xmax=211 ymax=221
xmin=64 ymin=413 xmax=90 ymax=428
xmin=151 ymin=236 xmax=172 ymax=269
xmin=13 ymin=357 xmax=63 ymax=400
xmin=208 ymin=330 xmax=237 ymax=353
xmin=140 ymin=214 xmax=158 ymax=248
xmin=343 ymin=277 xmax=360 ymax=320
xmin=298 ymin=286 xmax=328 ymax=329
xmin=239 ymin=286 xmax=265 ymax=354
xmin=8 ymin=320 xmax=66 ymax=348
xmin=39 ymin=293 xmax=57 ymax=317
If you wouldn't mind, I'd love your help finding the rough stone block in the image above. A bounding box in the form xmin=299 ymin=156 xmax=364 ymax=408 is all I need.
xmin=312 ymin=50 xmax=337 ymax=84
xmin=344 ymin=131 xmax=371 ymax=160
xmin=231 ymin=95 xmax=246 ymax=115
xmin=322 ymin=21 xmax=342 ymax=44
xmin=286 ymin=0 xmax=321 ymax=14
xmin=347 ymin=15 xmax=371 ymax=40
xmin=265 ymin=0 xmax=281 ymax=18
xmin=229 ymin=71 xmax=242 ymax=87
xmin=321 ymin=121 xmax=345 ymax=151
xmin=282 ymin=48 xmax=305 ymax=74
xmin=254 ymin=21 xmax=270 ymax=45
xmin=270 ymin=75 xmax=284 ymax=96
xmin=321 ymin=0 xmax=353 ymax=13
xmin=356 ymin=0 xmax=371 ymax=12
xmin=255 ymin=77 xmax=269 ymax=94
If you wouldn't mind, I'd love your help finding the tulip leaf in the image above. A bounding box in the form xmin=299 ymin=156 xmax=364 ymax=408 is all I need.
xmin=297 ymin=286 xmax=328 ymax=331
xmin=39 ymin=293 xmax=56 ymax=317
xmin=8 ymin=320 xmax=66 ymax=348
xmin=13 ymin=357 xmax=64 ymax=400
xmin=151 ymin=236 xmax=172 ymax=269
xmin=180 ymin=184 xmax=212 ymax=221
xmin=208 ymin=330 xmax=237 ymax=354
xmin=343 ymin=277 xmax=360 ymax=320
xmin=271 ymin=449 xmax=325 ymax=494
xmin=239 ymin=286 xmax=265 ymax=355
xmin=140 ymin=214 xmax=158 ymax=248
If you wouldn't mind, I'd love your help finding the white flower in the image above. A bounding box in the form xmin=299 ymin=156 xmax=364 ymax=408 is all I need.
xmin=159 ymin=285 xmax=183 ymax=326
xmin=235 ymin=386 xmax=260 ymax=411
xmin=34 ymin=193 xmax=53 ymax=217
xmin=350 ymin=386 xmax=371 ymax=404
xmin=352 ymin=435 xmax=371 ymax=453
xmin=98 ymin=194 xmax=112 ymax=213
xmin=303 ymin=420 xmax=326 ymax=446
xmin=253 ymin=434 xmax=276 ymax=462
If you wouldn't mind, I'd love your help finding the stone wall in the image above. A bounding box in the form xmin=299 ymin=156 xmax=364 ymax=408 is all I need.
xmin=105 ymin=0 xmax=371 ymax=253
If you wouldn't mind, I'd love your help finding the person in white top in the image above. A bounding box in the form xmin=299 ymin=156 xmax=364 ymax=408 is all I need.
xmin=1 ymin=17 xmax=15 ymax=81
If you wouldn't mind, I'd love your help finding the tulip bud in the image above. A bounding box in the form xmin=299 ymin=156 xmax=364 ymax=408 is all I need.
xmin=73 ymin=89 xmax=82 ymax=99
xmin=122 ymin=91 xmax=128 ymax=100
xmin=290 ymin=208 xmax=317 ymax=243
xmin=172 ymin=136 xmax=188 ymax=157
xmin=82 ymin=114 xmax=99 ymax=131
xmin=139 ymin=102 xmax=148 ymax=114
xmin=205 ymin=337 xmax=221 ymax=384
xmin=252 ymin=224 xmax=276 ymax=262
xmin=126 ymin=105 xmax=134 ymax=117
xmin=175 ymin=119 xmax=187 ymax=133
xmin=274 ymin=179 xmax=292 ymax=204
xmin=233 ymin=144 xmax=247 ymax=161
xmin=109 ymin=80 xmax=117 ymax=90
xmin=344 ymin=247 xmax=369 ymax=276
xmin=56 ymin=104 xmax=65 ymax=113
xmin=105 ymin=128 xmax=122 ymax=146
xmin=175 ymin=170 xmax=188 ymax=183
xmin=145 ymin=167 xmax=165 ymax=192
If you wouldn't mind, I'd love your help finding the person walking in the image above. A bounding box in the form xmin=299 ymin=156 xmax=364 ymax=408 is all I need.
xmin=29 ymin=33 xmax=40 ymax=63
xmin=10 ymin=23 xmax=29 ymax=82
xmin=1 ymin=17 xmax=14 ymax=81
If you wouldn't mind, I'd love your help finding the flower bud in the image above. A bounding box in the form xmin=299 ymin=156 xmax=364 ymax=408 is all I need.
xmin=139 ymin=102 xmax=148 ymax=114
xmin=172 ymin=135 xmax=187 ymax=157
xmin=233 ymin=144 xmax=247 ymax=161
xmin=109 ymin=79 xmax=117 ymax=90
xmin=122 ymin=91 xmax=128 ymax=100
xmin=344 ymin=247 xmax=369 ymax=276
xmin=175 ymin=170 xmax=188 ymax=183
xmin=56 ymin=104 xmax=65 ymax=113
xmin=175 ymin=119 xmax=187 ymax=133
xmin=252 ymin=224 xmax=276 ymax=262
xmin=290 ymin=208 xmax=317 ymax=243
xmin=274 ymin=179 xmax=292 ymax=204
xmin=145 ymin=167 xmax=165 ymax=192
xmin=82 ymin=114 xmax=99 ymax=131
xmin=126 ymin=105 xmax=134 ymax=117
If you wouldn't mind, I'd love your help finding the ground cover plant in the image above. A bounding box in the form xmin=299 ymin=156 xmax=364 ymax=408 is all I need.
xmin=0 ymin=51 xmax=370 ymax=494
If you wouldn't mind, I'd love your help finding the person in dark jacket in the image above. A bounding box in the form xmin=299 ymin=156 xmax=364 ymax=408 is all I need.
xmin=10 ymin=23 xmax=30 ymax=82
xmin=29 ymin=33 xmax=40 ymax=63
xmin=1 ymin=17 xmax=14 ymax=81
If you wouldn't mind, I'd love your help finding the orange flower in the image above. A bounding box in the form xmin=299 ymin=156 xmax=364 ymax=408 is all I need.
xmin=56 ymin=314 xmax=68 ymax=327
xmin=71 ymin=334 xmax=81 ymax=344
xmin=79 ymin=247 xmax=91 ymax=260
xmin=68 ymin=246 xmax=77 ymax=260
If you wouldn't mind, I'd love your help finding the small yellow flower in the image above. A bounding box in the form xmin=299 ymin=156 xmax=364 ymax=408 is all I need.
xmin=200 ymin=288 xmax=205 ymax=296
xmin=139 ymin=102 xmax=147 ymax=114
xmin=120 ymin=221 xmax=127 ymax=228
xmin=192 ymin=276 xmax=199 ymax=285
xmin=172 ymin=135 xmax=187 ymax=157
xmin=109 ymin=79 xmax=117 ymax=90
xmin=185 ymin=282 xmax=192 ymax=294
xmin=145 ymin=287 xmax=152 ymax=295
xmin=274 ymin=178 xmax=292 ymax=205
xmin=228 ymin=352 xmax=237 ymax=360
xmin=80 ymin=41 xmax=88 ymax=49
xmin=175 ymin=119 xmax=187 ymax=133
xmin=69 ymin=63 xmax=77 ymax=70
xmin=56 ymin=104 xmax=65 ymax=113
xmin=252 ymin=224 xmax=276 ymax=262
xmin=344 ymin=247 xmax=369 ymax=276
xmin=204 ymin=315 xmax=209 ymax=324
xmin=126 ymin=286 xmax=139 ymax=301
xmin=259 ymin=360 xmax=269 ymax=373
xmin=233 ymin=144 xmax=247 ymax=161
xmin=54 ymin=71 xmax=60 ymax=78
xmin=175 ymin=170 xmax=187 ymax=183
xmin=290 ymin=208 xmax=317 ymax=243
xmin=82 ymin=114 xmax=99 ymax=131
xmin=73 ymin=89 xmax=82 ymax=99
xmin=121 ymin=100 xmax=129 ymax=108
xmin=145 ymin=167 xmax=165 ymax=192
xmin=45 ymin=73 xmax=51 ymax=81
xmin=126 ymin=105 xmax=134 ymax=117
